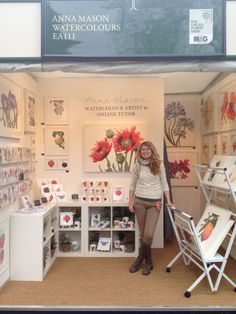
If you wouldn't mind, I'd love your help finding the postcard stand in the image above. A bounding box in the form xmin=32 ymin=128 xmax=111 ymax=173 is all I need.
xmin=166 ymin=206 xmax=236 ymax=298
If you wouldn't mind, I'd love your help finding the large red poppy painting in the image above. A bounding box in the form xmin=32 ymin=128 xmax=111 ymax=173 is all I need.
xmin=84 ymin=124 xmax=148 ymax=172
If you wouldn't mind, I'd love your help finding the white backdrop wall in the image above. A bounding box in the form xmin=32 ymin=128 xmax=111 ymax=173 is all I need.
xmin=36 ymin=76 xmax=165 ymax=247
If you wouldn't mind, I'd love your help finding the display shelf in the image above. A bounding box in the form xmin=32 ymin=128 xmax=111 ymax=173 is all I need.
xmin=57 ymin=203 xmax=83 ymax=256
xmin=85 ymin=203 xmax=138 ymax=257
xmin=10 ymin=203 xmax=58 ymax=281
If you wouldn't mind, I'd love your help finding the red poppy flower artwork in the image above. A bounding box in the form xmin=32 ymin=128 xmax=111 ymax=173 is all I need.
xmin=112 ymin=126 xmax=143 ymax=153
xmin=90 ymin=139 xmax=112 ymax=163
xmin=220 ymin=92 xmax=236 ymax=122
xmin=88 ymin=125 xmax=145 ymax=172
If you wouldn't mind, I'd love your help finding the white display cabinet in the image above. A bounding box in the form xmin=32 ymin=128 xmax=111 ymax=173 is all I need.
xmin=10 ymin=203 xmax=58 ymax=281
xmin=85 ymin=203 xmax=138 ymax=257
xmin=57 ymin=202 xmax=83 ymax=257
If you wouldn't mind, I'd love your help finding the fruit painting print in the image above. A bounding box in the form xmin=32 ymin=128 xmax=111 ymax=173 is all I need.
xmin=44 ymin=96 xmax=68 ymax=125
xmin=196 ymin=204 xmax=234 ymax=257
xmin=198 ymin=212 xmax=219 ymax=241
xmin=44 ymin=127 xmax=69 ymax=156
xmin=84 ymin=123 xmax=148 ymax=172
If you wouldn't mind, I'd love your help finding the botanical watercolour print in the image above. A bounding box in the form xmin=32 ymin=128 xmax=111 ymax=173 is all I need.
xmin=213 ymin=156 xmax=236 ymax=192
xmin=201 ymin=135 xmax=211 ymax=165
xmin=219 ymin=134 xmax=230 ymax=155
xmin=202 ymin=155 xmax=233 ymax=187
xmin=230 ymin=132 xmax=236 ymax=154
xmin=44 ymin=127 xmax=69 ymax=156
xmin=0 ymin=74 xmax=21 ymax=138
xmin=24 ymin=89 xmax=36 ymax=133
xmin=83 ymin=124 xmax=148 ymax=173
xmin=164 ymin=96 xmax=197 ymax=147
xmin=0 ymin=217 xmax=9 ymax=276
xmin=167 ymin=151 xmax=198 ymax=187
xmin=200 ymin=93 xmax=216 ymax=135
xmin=44 ymin=96 xmax=68 ymax=125
xmin=195 ymin=204 xmax=234 ymax=257
xmin=210 ymin=136 xmax=219 ymax=160
xmin=217 ymin=80 xmax=236 ymax=131
xmin=44 ymin=158 xmax=69 ymax=170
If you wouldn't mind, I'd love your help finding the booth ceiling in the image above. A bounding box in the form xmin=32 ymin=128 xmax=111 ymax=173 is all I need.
xmin=30 ymin=71 xmax=220 ymax=94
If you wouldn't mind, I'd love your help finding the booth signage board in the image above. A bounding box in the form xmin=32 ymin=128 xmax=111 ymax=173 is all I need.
xmin=43 ymin=0 xmax=225 ymax=59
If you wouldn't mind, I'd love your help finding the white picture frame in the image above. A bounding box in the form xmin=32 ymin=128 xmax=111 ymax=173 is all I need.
xmin=44 ymin=96 xmax=68 ymax=125
xmin=44 ymin=127 xmax=69 ymax=156
xmin=97 ymin=237 xmax=111 ymax=251
xmin=60 ymin=212 xmax=73 ymax=227
xmin=24 ymin=89 xmax=36 ymax=133
xmin=90 ymin=213 xmax=100 ymax=227
xmin=0 ymin=74 xmax=21 ymax=139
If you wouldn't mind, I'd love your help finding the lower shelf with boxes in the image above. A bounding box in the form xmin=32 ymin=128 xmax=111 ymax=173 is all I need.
xmin=58 ymin=202 xmax=138 ymax=257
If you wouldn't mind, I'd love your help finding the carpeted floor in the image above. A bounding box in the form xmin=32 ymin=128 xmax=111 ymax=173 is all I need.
xmin=0 ymin=239 xmax=236 ymax=309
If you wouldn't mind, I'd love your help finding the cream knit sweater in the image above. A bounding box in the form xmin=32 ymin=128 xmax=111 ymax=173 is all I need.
xmin=129 ymin=161 xmax=169 ymax=200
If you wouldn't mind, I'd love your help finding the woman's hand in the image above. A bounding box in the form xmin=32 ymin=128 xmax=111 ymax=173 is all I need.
xmin=166 ymin=201 xmax=175 ymax=208
xmin=129 ymin=199 xmax=135 ymax=213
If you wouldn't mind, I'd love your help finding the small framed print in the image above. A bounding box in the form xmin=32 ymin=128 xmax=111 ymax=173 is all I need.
xmin=97 ymin=237 xmax=111 ymax=251
xmin=45 ymin=158 xmax=58 ymax=170
xmin=44 ymin=96 xmax=68 ymax=125
xmin=21 ymin=195 xmax=33 ymax=209
xmin=112 ymin=186 xmax=124 ymax=201
xmin=44 ymin=127 xmax=69 ymax=156
xmin=91 ymin=213 xmax=100 ymax=227
xmin=60 ymin=212 xmax=73 ymax=227
xmin=24 ymin=89 xmax=36 ymax=133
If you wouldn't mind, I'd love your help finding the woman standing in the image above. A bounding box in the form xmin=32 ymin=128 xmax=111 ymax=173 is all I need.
xmin=129 ymin=141 xmax=174 ymax=276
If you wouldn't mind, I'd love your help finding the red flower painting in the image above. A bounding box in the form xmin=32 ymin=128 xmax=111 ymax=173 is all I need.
xmin=113 ymin=126 xmax=142 ymax=153
xmin=221 ymin=92 xmax=236 ymax=121
xmin=90 ymin=139 xmax=112 ymax=163
xmin=89 ymin=126 xmax=144 ymax=172
xmin=168 ymin=159 xmax=190 ymax=180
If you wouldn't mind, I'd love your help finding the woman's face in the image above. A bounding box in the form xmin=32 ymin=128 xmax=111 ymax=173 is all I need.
xmin=140 ymin=145 xmax=152 ymax=160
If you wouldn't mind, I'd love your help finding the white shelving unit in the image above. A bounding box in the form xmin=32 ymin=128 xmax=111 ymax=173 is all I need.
xmin=10 ymin=203 xmax=58 ymax=281
xmin=58 ymin=201 xmax=138 ymax=258
xmin=10 ymin=201 xmax=138 ymax=281
xmin=85 ymin=203 xmax=138 ymax=257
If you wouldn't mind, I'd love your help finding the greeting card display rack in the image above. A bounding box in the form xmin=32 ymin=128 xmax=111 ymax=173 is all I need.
xmin=166 ymin=156 xmax=236 ymax=298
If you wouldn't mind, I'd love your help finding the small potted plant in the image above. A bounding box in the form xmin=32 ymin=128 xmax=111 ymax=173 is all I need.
xmin=123 ymin=232 xmax=135 ymax=253
xmin=60 ymin=233 xmax=72 ymax=252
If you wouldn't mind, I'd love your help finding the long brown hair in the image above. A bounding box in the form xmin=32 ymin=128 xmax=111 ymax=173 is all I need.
xmin=136 ymin=141 xmax=161 ymax=175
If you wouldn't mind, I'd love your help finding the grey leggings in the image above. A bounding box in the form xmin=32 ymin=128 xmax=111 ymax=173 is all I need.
xmin=134 ymin=197 xmax=161 ymax=245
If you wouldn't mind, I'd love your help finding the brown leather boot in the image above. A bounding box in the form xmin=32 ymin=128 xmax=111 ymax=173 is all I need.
xmin=142 ymin=244 xmax=153 ymax=276
xmin=129 ymin=242 xmax=145 ymax=273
